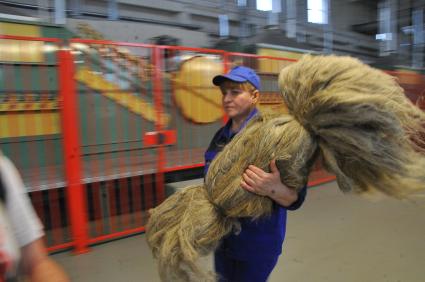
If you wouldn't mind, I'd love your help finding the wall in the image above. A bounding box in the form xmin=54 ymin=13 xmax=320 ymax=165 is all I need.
xmin=331 ymin=0 xmax=377 ymax=32
xmin=66 ymin=18 xmax=210 ymax=47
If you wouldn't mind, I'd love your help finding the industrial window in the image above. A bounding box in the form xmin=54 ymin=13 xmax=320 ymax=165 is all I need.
xmin=256 ymin=0 xmax=272 ymax=11
xmin=307 ymin=0 xmax=328 ymax=24
xmin=237 ymin=0 xmax=247 ymax=6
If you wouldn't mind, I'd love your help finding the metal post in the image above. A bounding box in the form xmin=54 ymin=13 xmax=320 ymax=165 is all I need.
xmin=238 ymin=0 xmax=249 ymax=39
xmin=38 ymin=0 xmax=50 ymax=23
xmin=286 ymin=0 xmax=297 ymax=38
xmin=152 ymin=47 xmax=165 ymax=203
xmin=54 ymin=0 xmax=66 ymax=24
xmin=323 ymin=26 xmax=333 ymax=53
xmin=58 ymin=49 xmax=89 ymax=254
xmin=108 ymin=0 xmax=119 ymax=21
xmin=412 ymin=8 xmax=424 ymax=68
xmin=323 ymin=0 xmax=332 ymax=53
xmin=378 ymin=0 xmax=397 ymax=56
xmin=70 ymin=0 xmax=82 ymax=18
xmin=297 ymin=0 xmax=306 ymax=42
xmin=219 ymin=15 xmax=229 ymax=38
xmin=219 ymin=0 xmax=229 ymax=38
xmin=267 ymin=0 xmax=281 ymax=27
xmin=389 ymin=0 xmax=398 ymax=53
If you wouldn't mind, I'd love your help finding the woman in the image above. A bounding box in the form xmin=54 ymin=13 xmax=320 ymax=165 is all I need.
xmin=205 ymin=65 xmax=307 ymax=282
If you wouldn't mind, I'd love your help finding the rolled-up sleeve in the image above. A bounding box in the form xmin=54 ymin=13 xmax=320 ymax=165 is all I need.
xmin=0 ymin=156 xmax=44 ymax=247
xmin=286 ymin=185 xmax=307 ymax=211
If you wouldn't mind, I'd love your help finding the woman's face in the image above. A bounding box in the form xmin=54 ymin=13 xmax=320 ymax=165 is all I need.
xmin=219 ymin=81 xmax=259 ymax=120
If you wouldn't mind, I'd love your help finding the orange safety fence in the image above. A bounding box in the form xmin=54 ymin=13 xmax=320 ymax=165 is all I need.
xmin=8 ymin=35 xmax=425 ymax=253
xmin=0 ymin=35 xmax=76 ymax=251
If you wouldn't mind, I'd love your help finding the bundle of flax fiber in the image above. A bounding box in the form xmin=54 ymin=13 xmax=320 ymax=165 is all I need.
xmin=146 ymin=55 xmax=425 ymax=282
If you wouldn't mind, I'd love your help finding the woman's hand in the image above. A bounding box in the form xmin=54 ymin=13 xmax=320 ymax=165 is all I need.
xmin=241 ymin=159 xmax=298 ymax=207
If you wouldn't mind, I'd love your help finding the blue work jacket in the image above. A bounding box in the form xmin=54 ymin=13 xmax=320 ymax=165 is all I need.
xmin=204 ymin=108 xmax=307 ymax=260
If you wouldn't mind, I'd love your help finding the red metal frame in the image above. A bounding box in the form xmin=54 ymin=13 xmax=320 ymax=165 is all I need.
xmin=227 ymin=51 xmax=298 ymax=62
xmin=3 ymin=35 xmax=345 ymax=255
xmin=164 ymin=163 xmax=204 ymax=172
xmin=58 ymin=49 xmax=89 ymax=254
xmin=46 ymin=242 xmax=74 ymax=253
xmin=152 ymin=47 xmax=166 ymax=204
xmin=221 ymin=53 xmax=230 ymax=125
xmin=143 ymin=130 xmax=177 ymax=146
xmin=88 ymin=226 xmax=146 ymax=244
xmin=157 ymin=44 xmax=226 ymax=54
xmin=0 ymin=34 xmax=62 ymax=42
xmin=70 ymin=38 xmax=157 ymax=48
xmin=308 ymin=176 xmax=336 ymax=187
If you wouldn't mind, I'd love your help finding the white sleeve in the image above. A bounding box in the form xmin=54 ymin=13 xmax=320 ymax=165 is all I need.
xmin=0 ymin=156 xmax=44 ymax=247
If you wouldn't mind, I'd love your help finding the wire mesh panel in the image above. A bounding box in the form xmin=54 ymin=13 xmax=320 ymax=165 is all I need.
xmin=84 ymin=174 xmax=156 ymax=239
xmin=70 ymin=41 xmax=157 ymax=182
xmin=5 ymin=32 xmax=425 ymax=255
xmin=69 ymin=39 xmax=170 ymax=241
xmin=0 ymin=36 xmax=64 ymax=190
xmin=29 ymin=189 xmax=71 ymax=248
xmin=160 ymin=46 xmax=225 ymax=171
xmin=0 ymin=35 xmax=72 ymax=249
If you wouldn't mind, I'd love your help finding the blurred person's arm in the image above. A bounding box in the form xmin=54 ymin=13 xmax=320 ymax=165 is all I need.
xmin=21 ymin=239 xmax=69 ymax=282
xmin=0 ymin=154 xmax=69 ymax=281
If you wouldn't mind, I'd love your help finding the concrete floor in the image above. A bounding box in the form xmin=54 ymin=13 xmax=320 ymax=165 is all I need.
xmin=52 ymin=181 xmax=425 ymax=282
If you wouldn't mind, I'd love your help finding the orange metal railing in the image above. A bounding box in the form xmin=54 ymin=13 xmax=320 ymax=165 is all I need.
xmin=11 ymin=35 xmax=425 ymax=254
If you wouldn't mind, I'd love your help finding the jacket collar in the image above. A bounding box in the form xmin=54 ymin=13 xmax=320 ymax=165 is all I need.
xmin=223 ymin=108 xmax=258 ymax=139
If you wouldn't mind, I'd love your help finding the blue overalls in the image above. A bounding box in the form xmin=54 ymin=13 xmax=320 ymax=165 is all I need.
xmin=204 ymin=109 xmax=307 ymax=282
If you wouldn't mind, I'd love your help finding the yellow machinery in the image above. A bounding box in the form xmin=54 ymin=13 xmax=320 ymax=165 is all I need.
xmin=171 ymin=56 xmax=224 ymax=123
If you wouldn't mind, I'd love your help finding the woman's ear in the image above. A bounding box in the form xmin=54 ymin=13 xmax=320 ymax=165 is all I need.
xmin=251 ymin=89 xmax=260 ymax=104
xmin=252 ymin=90 xmax=259 ymax=104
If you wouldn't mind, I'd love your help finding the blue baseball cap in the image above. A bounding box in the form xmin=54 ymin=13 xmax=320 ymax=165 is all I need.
xmin=213 ymin=66 xmax=261 ymax=90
